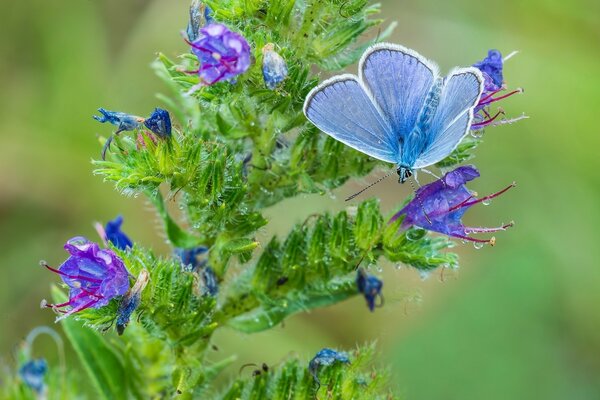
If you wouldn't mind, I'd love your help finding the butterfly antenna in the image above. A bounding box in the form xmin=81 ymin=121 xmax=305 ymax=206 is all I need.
xmin=408 ymin=176 xmax=432 ymax=225
xmin=345 ymin=170 xmax=394 ymax=202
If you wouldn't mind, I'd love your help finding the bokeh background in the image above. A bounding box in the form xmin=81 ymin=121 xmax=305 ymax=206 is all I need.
xmin=1 ymin=0 xmax=599 ymax=398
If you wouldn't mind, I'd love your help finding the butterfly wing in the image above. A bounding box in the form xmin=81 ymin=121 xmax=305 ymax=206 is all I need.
xmin=359 ymin=43 xmax=439 ymax=143
xmin=303 ymin=75 xmax=398 ymax=163
xmin=413 ymin=68 xmax=484 ymax=169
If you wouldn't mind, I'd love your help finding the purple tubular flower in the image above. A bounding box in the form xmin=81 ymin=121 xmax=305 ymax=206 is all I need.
xmin=356 ymin=268 xmax=383 ymax=312
xmin=390 ymin=166 xmax=515 ymax=246
xmin=473 ymin=49 xmax=504 ymax=92
xmin=188 ymin=23 xmax=251 ymax=85
xmin=186 ymin=0 xmax=214 ymax=42
xmin=262 ymin=43 xmax=288 ymax=90
xmin=144 ymin=108 xmax=172 ymax=138
xmin=103 ymin=215 xmax=133 ymax=250
xmin=309 ymin=348 xmax=350 ymax=389
xmin=93 ymin=108 xmax=144 ymax=132
xmin=18 ymin=359 xmax=47 ymax=394
xmin=41 ymin=237 xmax=130 ymax=321
xmin=471 ymin=50 xmax=525 ymax=130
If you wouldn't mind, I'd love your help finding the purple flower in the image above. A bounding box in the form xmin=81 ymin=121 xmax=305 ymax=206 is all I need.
xmin=391 ymin=166 xmax=515 ymax=246
xmin=144 ymin=108 xmax=172 ymax=139
xmin=186 ymin=0 xmax=214 ymax=42
xmin=188 ymin=23 xmax=251 ymax=85
xmin=262 ymin=43 xmax=288 ymax=90
xmin=473 ymin=49 xmax=504 ymax=92
xmin=308 ymin=348 xmax=350 ymax=389
xmin=97 ymin=215 xmax=133 ymax=251
xmin=41 ymin=237 xmax=130 ymax=321
xmin=356 ymin=268 xmax=383 ymax=312
xmin=18 ymin=359 xmax=47 ymax=394
xmin=471 ymin=50 xmax=526 ymax=130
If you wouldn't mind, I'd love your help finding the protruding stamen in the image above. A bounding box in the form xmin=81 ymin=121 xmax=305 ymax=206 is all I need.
xmin=480 ymin=88 xmax=523 ymax=107
xmin=454 ymin=182 xmax=516 ymax=210
xmin=464 ymin=221 xmax=515 ymax=233
xmin=503 ymin=50 xmax=519 ymax=61
xmin=472 ymin=109 xmax=505 ymax=128
xmin=41 ymin=261 xmax=103 ymax=284
xmin=452 ymin=234 xmax=495 ymax=244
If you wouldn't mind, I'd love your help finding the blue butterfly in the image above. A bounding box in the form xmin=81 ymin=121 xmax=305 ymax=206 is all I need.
xmin=303 ymin=43 xmax=484 ymax=183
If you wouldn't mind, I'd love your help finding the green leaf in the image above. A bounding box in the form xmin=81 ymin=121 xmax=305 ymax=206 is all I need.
xmin=146 ymin=189 xmax=206 ymax=248
xmin=52 ymin=286 xmax=130 ymax=400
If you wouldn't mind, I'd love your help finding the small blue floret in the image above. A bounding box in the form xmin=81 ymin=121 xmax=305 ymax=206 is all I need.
xmin=262 ymin=44 xmax=288 ymax=90
xmin=356 ymin=269 xmax=383 ymax=312
xmin=308 ymin=348 xmax=350 ymax=388
xmin=105 ymin=215 xmax=133 ymax=251
xmin=18 ymin=359 xmax=48 ymax=393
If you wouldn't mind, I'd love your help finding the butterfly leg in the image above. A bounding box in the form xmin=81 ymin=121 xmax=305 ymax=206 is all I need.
xmin=420 ymin=168 xmax=441 ymax=180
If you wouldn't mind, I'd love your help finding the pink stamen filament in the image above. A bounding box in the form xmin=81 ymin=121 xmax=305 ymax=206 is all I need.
xmin=479 ymin=87 xmax=504 ymax=103
xmin=451 ymin=234 xmax=494 ymax=244
xmin=472 ymin=109 xmax=505 ymax=128
xmin=479 ymin=89 xmax=522 ymax=107
xmin=42 ymin=263 xmax=102 ymax=283
xmin=448 ymin=182 xmax=516 ymax=212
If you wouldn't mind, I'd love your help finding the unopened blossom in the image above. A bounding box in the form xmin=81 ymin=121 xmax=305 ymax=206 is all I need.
xmin=200 ymin=266 xmax=219 ymax=297
xmin=175 ymin=246 xmax=208 ymax=271
xmin=262 ymin=43 xmax=288 ymax=90
xmin=116 ymin=269 xmax=149 ymax=335
xmin=188 ymin=23 xmax=251 ymax=85
xmin=18 ymin=359 xmax=47 ymax=394
xmin=41 ymin=237 xmax=130 ymax=321
xmin=356 ymin=268 xmax=383 ymax=312
xmin=144 ymin=108 xmax=172 ymax=139
xmin=96 ymin=215 xmax=133 ymax=251
xmin=309 ymin=348 xmax=350 ymax=389
xmin=391 ymin=166 xmax=515 ymax=246
xmin=186 ymin=0 xmax=214 ymax=41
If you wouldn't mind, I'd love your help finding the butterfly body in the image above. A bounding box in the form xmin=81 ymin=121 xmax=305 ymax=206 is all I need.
xmin=303 ymin=43 xmax=484 ymax=184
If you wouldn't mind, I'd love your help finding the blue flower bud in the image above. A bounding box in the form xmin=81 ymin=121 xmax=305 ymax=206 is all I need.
xmin=262 ymin=43 xmax=288 ymax=90
xmin=187 ymin=0 xmax=214 ymax=42
xmin=144 ymin=108 xmax=172 ymax=139
xmin=356 ymin=268 xmax=383 ymax=312
xmin=308 ymin=348 xmax=350 ymax=389
xmin=104 ymin=215 xmax=133 ymax=250
xmin=18 ymin=359 xmax=47 ymax=394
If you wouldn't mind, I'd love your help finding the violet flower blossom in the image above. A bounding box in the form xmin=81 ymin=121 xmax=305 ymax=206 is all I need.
xmin=41 ymin=237 xmax=130 ymax=321
xmin=470 ymin=50 xmax=526 ymax=130
xmin=188 ymin=23 xmax=251 ymax=86
xmin=391 ymin=166 xmax=515 ymax=246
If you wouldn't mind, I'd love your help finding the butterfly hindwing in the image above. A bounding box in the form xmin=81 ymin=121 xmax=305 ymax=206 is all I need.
xmin=303 ymin=75 xmax=399 ymax=163
xmin=414 ymin=68 xmax=483 ymax=169
xmin=359 ymin=43 xmax=438 ymax=143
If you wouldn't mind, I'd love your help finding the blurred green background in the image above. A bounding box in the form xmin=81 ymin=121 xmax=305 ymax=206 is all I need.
xmin=1 ymin=0 xmax=599 ymax=398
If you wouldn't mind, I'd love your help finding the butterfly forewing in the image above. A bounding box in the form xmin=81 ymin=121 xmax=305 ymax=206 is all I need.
xmin=413 ymin=68 xmax=483 ymax=168
xmin=359 ymin=43 xmax=438 ymax=144
xmin=303 ymin=75 xmax=398 ymax=163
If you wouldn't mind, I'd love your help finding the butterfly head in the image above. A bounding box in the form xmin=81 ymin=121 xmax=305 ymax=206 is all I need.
xmin=397 ymin=165 xmax=412 ymax=183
